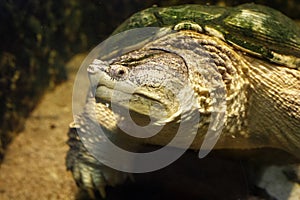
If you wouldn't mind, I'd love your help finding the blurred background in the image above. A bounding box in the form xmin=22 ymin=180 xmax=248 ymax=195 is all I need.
xmin=0 ymin=1 xmax=299 ymax=199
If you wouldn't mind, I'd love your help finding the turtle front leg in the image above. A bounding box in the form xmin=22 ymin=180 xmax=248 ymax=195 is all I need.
xmin=66 ymin=126 xmax=129 ymax=199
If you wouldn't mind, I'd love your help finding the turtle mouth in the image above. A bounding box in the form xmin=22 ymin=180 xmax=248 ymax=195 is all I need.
xmin=96 ymin=83 xmax=162 ymax=103
xmin=95 ymin=84 xmax=171 ymax=123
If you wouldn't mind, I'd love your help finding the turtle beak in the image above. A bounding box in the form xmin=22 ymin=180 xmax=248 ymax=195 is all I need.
xmin=88 ymin=74 xmax=100 ymax=97
xmin=88 ymin=59 xmax=110 ymax=97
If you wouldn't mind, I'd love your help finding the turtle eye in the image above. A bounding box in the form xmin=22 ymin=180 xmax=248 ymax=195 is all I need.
xmin=117 ymin=68 xmax=125 ymax=75
xmin=110 ymin=64 xmax=129 ymax=80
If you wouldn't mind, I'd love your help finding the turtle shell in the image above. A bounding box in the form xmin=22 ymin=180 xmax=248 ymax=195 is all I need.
xmin=113 ymin=4 xmax=300 ymax=69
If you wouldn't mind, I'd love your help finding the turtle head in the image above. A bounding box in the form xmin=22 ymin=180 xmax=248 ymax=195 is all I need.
xmin=90 ymin=49 xmax=191 ymax=126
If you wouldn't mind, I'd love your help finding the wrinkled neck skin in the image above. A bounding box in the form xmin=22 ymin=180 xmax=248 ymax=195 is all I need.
xmin=94 ymin=30 xmax=300 ymax=159
xmin=245 ymin=56 xmax=300 ymax=158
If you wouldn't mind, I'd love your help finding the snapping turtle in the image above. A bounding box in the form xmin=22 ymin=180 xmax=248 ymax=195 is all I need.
xmin=66 ymin=3 xmax=300 ymax=198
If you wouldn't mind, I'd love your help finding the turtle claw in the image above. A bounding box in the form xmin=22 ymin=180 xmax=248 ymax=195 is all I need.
xmin=87 ymin=189 xmax=96 ymax=199
xmin=69 ymin=155 xmax=128 ymax=199
xmin=84 ymin=187 xmax=106 ymax=200
xmin=98 ymin=186 xmax=107 ymax=199
xmin=84 ymin=187 xmax=106 ymax=199
xmin=66 ymin=125 xmax=131 ymax=199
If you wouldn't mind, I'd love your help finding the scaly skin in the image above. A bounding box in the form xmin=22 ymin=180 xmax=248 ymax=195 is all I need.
xmin=66 ymin=3 xmax=300 ymax=198
xmin=67 ymin=30 xmax=300 ymax=198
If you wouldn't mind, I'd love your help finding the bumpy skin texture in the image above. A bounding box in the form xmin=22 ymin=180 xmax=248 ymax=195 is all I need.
xmin=66 ymin=97 xmax=129 ymax=198
xmin=66 ymin=3 xmax=300 ymax=198
xmin=67 ymin=127 xmax=128 ymax=198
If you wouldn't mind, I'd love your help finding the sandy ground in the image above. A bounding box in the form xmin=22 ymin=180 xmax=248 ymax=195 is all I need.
xmin=0 ymin=54 xmax=86 ymax=200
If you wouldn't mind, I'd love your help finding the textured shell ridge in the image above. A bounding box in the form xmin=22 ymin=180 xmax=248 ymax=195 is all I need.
xmin=113 ymin=3 xmax=300 ymax=69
